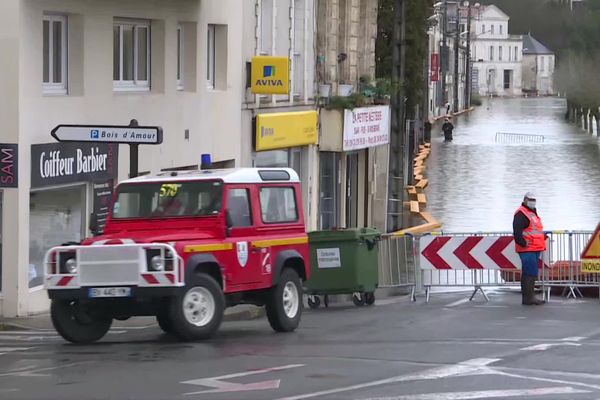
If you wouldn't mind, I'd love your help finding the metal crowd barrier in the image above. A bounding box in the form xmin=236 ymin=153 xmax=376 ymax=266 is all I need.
xmin=495 ymin=132 xmax=545 ymax=143
xmin=377 ymin=234 xmax=417 ymax=301
xmin=377 ymin=230 xmax=595 ymax=303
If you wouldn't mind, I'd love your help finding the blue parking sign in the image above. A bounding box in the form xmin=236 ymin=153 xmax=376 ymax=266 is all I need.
xmin=91 ymin=130 xmax=99 ymax=139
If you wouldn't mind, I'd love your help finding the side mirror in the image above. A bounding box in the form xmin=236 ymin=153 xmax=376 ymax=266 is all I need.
xmin=89 ymin=213 xmax=99 ymax=236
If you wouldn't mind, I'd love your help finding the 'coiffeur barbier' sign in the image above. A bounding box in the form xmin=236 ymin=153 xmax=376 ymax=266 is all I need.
xmin=31 ymin=142 xmax=118 ymax=188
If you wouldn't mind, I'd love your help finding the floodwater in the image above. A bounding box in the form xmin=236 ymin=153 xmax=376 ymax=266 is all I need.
xmin=426 ymin=97 xmax=600 ymax=232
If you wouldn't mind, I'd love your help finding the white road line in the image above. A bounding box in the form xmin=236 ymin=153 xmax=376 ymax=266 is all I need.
xmin=358 ymin=387 xmax=588 ymax=400
xmin=458 ymin=358 xmax=501 ymax=367
xmin=561 ymin=336 xmax=586 ymax=342
xmin=276 ymin=360 xmax=488 ymax=400
xmin=0 ymin=347 xmax=31 ymax=352
xmin=445 ymin=299 xmax=470 ymax=308
xmin=520 ymin=343 xmax=581 ymax=351
xmin=0 ymin=362 xmax=90 ymax=377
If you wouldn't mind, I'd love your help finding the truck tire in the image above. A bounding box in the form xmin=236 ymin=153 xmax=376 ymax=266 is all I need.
xmin=50 ymin=299 xmax=112 ymax=344
xmin=156 ymin=313 xmax=173 ymax=334
xmin=266 ymin=268 xmax=302 ymax=332
xmin=168 ymin=274 xmax=224 ymax=341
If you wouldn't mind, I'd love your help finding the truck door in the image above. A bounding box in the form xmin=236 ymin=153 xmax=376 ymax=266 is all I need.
xmin=224 ymin=186 xmax=261 ymax=286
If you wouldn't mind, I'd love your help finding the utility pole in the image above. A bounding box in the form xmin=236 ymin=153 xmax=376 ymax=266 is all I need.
xmin=464 ymin=2 xmax=472 ymax=110
xmin=453 ymin=2 xmax=460 ymax=113
xmin=387 ymin=0 xmax=406 ymax=232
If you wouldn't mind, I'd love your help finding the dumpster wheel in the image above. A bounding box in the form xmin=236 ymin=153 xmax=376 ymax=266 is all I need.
xmin=307 ymin=295 xmax=320 ymax=309
xmin=365 ymin=292 xmax=375 ymax=306
xmin=352 ymin=292 xmax=366 ymax=307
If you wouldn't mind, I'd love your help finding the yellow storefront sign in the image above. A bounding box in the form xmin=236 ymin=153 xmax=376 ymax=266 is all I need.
xmin=251 ymin=56 xmax=290 ymax=95
xmin=256 ymin=111 xmax=318 ymax=151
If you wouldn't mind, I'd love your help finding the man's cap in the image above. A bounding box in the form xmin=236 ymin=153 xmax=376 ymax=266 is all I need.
xmin=524 ymin=191 xmax=536 ymax=200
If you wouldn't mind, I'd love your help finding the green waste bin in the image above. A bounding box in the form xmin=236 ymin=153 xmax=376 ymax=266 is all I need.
xmin=306 ymin=227 xmax=381 ymax=308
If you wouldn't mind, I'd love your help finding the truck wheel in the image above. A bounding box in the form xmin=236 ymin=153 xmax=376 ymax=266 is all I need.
xmin=156 ymin=313 xmax=173 ymax=334
xmin=168 ymin=274 xmax=224 ymax=341
xmin=266 ymin=268 xmax=302 ymax=332
xmin=50 ymin=299 xmax=112 ymax=344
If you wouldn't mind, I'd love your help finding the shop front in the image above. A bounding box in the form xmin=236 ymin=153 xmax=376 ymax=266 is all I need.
xmin=0 ymin=143 xmax=18 ymax=297
xmin=319 ymin=105 xmax=391 ymax=231
xmin=28 ymin=142 xmax=118 ymax=291
xmin=253 ymin=110 xmax=319 ymax=229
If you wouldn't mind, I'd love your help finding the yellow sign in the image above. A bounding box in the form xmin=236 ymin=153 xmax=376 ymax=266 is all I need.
xmin=581 ymin=223 xmax=600 ymax=273
xmin=256 ymin=111 xmax=318 ymax=151
xmin=251 ymin=56 xmax=290 ymax=95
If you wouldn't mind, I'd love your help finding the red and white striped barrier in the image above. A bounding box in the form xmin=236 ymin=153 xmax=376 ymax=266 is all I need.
xmin=419 ymin=235 xmax=549 ymax=270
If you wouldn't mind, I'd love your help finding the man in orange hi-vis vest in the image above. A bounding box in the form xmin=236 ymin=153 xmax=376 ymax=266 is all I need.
xmin=513 ymin=192 xmax=546 ymax=305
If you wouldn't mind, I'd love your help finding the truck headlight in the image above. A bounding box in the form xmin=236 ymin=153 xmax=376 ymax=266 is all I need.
xmin=150 ymin=256 xmax=164 ymax=271
xmin=65 ymin=258 xmax=78 ymax=274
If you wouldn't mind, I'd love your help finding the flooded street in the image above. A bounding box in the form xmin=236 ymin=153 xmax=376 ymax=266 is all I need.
xmin=427 ymin=97 xmax=600 ymax=232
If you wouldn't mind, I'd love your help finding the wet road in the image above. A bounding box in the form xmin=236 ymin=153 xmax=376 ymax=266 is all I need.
xmin=4 ymin=294 xmax=600 ymax=399
xmin=427 ymin=97 xmax=600 ymax=232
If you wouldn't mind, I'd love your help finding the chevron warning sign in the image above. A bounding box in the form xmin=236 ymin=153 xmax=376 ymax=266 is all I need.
xmin=581 ymin=224 xmax=600 ymax=273
xmin=419 ymin=235 xmax=549 ymax=270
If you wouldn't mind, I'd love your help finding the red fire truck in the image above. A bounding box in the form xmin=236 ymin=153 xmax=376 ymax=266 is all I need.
xmin=44 ymin=168 xmax=310 ymax=343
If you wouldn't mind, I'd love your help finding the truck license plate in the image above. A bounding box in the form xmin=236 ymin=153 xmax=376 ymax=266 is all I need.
xmin=88 ymin=287 xmax=132 ymax=298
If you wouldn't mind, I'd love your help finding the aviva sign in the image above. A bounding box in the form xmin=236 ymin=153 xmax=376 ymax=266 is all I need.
xmin=251 ymin=56 xmax=290 ymax=95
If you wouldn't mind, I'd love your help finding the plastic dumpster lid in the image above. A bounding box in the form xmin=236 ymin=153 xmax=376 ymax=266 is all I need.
xmin=308 ymin=227 xmax=381 ymax=243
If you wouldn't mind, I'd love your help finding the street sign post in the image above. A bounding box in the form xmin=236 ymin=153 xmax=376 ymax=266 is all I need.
xmin=51 ymin=119 xmax=162 ymax=178
xmin=581 ymin=224 xmax=600 ymax=273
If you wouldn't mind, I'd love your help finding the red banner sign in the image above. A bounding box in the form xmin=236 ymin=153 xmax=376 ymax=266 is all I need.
xmin=430 ymin=53 xmax=440 ymax=82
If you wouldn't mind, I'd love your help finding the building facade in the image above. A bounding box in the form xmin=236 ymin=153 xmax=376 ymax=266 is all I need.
xmin=522 ymin=34 xmax=555 ymax=95
xmin=0 ymin=0 xmax=247 ymax=317
xmin=469 ymin=5 xmax=523 ymax=97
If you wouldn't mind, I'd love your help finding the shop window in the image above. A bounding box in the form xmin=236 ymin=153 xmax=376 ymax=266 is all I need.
xmin=43 ymin=14 xmax=68 ymax=95
xmin=227 ymin=189 xmax=252 ymax=227
xmin=0 ymin=192 xmax=2 ymax=293
xmin=113 ymin=18 xmax=150 ymax=92
xmin=319 ymin=152 xmax=341 ymax=229
xmin=260 ymin=187 xmax=298 ymax=223
xmin=29 ymin=185 xmax=86 ymax=289
xmin=259 ymin=0 xmax=273 ymax=54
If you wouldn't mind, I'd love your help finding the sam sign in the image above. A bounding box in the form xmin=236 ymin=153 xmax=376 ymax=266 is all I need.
xmin=52 ymin=124 xmax=163 ymax=145
xmin=251 ymin=56 xmax=290 ymax=95
xmin=0 ymin=143 xmax=18 ymax=188
xmin=256 ymin=111 xmax=318 ymax=151
xmin=343 ymin=106 xmax=391 ymax=151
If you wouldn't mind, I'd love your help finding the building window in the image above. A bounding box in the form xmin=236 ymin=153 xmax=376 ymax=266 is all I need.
xmin=207 ymin=24 xmax=216 ymax=89
xmin=177 ymin=24 xmax=184 ymax=91
xmin=514 ymin=46 xmax=519 ymax=62
xmin=260 ymin=187 xmax=298 ymax=224
xmin=489 ymin=46 xmax=494 ymax=61
xmin=540 ymin=56 xmax=545 ymax=72
xmin=113 ymin=19 xmax=150 ymax=92
xmin=491 ymin=24 xmax=495 ymax=35
xmin=482 ymin=24 xmax=485 ymax=34
xmin=499 ymin=46 xmax=503 ymax=61
xmin=43 ymin=14 xmax=68 ymax=95
xmin=500 ymin=25 xmax=503 ymax=35
xmin=504 ymin=69 xmax=512 ymax=89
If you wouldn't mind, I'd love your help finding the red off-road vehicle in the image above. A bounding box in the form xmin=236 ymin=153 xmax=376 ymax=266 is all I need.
xmin=44 ymin=168 xmax=310 ymax=343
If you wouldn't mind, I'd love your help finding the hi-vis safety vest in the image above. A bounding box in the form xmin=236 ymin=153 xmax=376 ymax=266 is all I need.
xmin=514 ymin=205 xmax=546 ymax=253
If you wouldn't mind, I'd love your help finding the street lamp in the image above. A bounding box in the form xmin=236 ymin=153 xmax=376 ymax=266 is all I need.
xmin=463 ymin=1 xmax=480 ymax=110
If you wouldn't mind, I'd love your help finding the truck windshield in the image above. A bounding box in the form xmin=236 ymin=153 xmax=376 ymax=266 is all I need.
xmin=112 ymin=181 xmax=223 ymax=219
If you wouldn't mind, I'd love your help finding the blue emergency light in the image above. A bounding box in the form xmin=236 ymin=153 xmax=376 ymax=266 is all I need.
xmin=200 ymin=154 xmax=212 ymax=170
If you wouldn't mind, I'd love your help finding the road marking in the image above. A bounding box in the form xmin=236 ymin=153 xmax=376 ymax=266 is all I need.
xmin=561 ymin=336 xmax=586 ymax=342
xmin=358 ymin=387 xmax=589 ymax=400
xmin=182 ymin=364 xmax=304 ymax=396
xmin=277 ymin=360 xmax=488 ymax=400
xmin=0 ymin=362 xmax=89 ymax=377
xmin=458 ymin=358 xmax=501 ymax=367
xmin=445 ymin=299 xmax=470 ymax=308
xmin=520 ymin=342 xmax=581 ymax=351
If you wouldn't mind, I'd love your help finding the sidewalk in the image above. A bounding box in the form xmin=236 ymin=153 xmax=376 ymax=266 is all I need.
xmin=0 ymin=304 xmax=265 ymax=331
